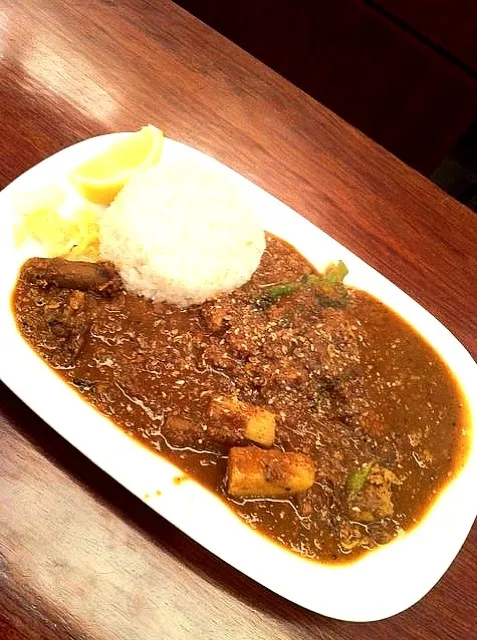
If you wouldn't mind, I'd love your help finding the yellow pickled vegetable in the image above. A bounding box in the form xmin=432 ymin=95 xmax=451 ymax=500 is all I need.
xmin=15 ymin=187 xmax=101 ymax=261
xmin=14 ymin=185 xmax=66 ymax=246
xmin=64 ymin=204 xmax=100 ymax=261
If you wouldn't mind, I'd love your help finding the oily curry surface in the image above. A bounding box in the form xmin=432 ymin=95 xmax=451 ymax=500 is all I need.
xmin=13 ymin=235 xmax=469 ymax=563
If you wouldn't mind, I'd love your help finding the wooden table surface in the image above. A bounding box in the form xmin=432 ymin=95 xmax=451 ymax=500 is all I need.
xmin=1 ymin=1 xmax=476 ymax=638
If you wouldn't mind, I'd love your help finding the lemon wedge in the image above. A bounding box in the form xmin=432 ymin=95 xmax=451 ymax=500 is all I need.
xmin=70 ymin=125 xmax=164 ymax=205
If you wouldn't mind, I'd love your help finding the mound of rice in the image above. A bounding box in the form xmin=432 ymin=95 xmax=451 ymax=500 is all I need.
xmin=100 ymin=159 xmax=265 ymax=307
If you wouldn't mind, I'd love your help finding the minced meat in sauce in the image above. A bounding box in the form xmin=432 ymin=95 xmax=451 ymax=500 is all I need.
xmin=12 ymin=234 xmax=469 ymax=563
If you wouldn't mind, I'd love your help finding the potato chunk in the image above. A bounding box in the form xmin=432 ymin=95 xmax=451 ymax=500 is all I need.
xmin=210 ymin=395 xmax=275 ymax=448
xmin=227 ymin=446 xmax=315 ymax=498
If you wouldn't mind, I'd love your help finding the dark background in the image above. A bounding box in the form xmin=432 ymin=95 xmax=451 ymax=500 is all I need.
xmin=177 ymin=0 xmax=477 ymax=210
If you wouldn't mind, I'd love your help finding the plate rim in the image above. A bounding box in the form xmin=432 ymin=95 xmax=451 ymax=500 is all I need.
xmin=1 ymin=132 xmax=476 ymax=622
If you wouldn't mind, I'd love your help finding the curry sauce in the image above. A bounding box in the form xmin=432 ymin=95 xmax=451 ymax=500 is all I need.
xmin=12 ymin=235 xmax=469 ymax=563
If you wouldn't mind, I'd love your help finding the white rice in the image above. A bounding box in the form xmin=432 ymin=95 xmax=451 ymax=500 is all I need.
xmin=99 ymin=159 xmax=265 ymax=307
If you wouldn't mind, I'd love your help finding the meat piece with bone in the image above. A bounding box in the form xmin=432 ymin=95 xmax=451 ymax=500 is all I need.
xmin=22 ymin=258 xmax=122 ymax=297
xmin=162 ymin=396 xmax=276 ymax=451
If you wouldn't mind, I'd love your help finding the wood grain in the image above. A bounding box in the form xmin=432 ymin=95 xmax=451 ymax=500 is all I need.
xmin=0 ymin=1 xmax=476 ymax=638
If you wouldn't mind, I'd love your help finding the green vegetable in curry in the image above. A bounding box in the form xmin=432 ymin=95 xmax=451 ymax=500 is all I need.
xmin=306 ymin=261 xmax=349 ymax=308
xmin=255 ymin=281 xmax=302 ymax=308
xmin=345 ymin=461 xmax=375 ymax=495
xmin=255 ymin=260 xmax=349 ymax=309
xmin=323 ymin=260 xmax=349 ymax=284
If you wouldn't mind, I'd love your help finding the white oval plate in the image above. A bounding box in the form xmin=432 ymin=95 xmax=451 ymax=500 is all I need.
xmin=0 ymin=134 xmax=476 ymax=622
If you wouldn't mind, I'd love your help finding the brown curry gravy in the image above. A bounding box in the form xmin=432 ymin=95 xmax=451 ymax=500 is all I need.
xmin=13 ymin=234 xmax=470 ymax=563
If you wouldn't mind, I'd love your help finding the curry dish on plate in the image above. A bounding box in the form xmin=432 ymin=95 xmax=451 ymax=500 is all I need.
xmin=12 ymin=233 xmax=469 ymax=563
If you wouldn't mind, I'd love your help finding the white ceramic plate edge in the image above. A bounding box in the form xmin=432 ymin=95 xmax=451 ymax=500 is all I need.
xmin=0 ymin=134 xmax=476 ymax=622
